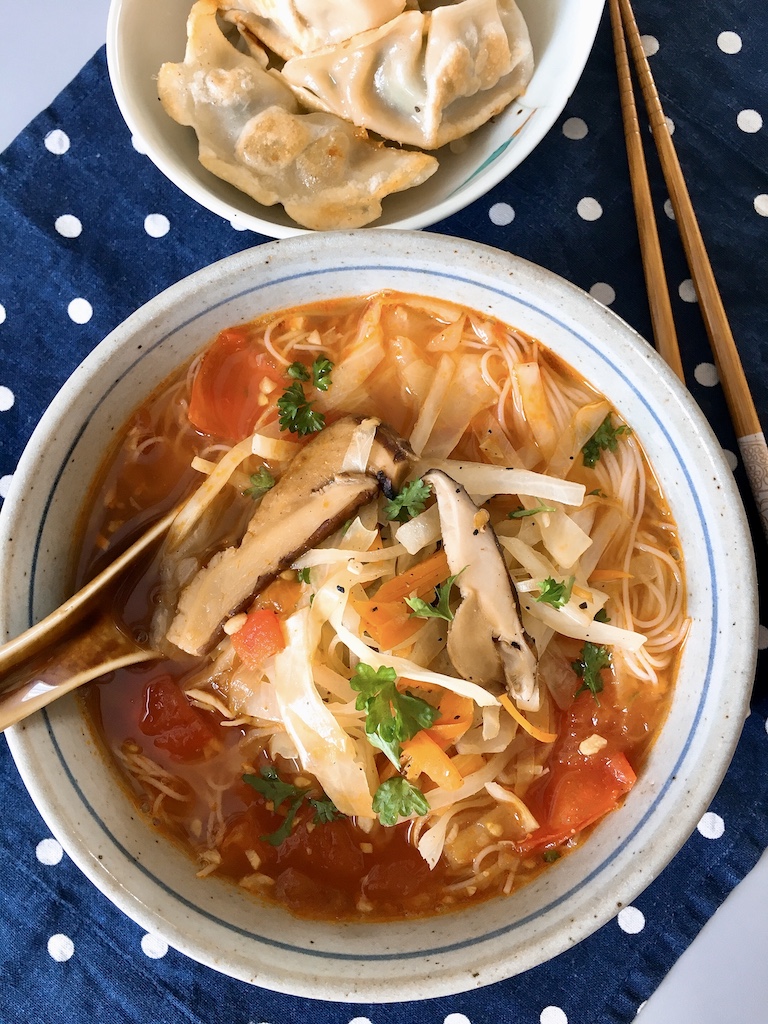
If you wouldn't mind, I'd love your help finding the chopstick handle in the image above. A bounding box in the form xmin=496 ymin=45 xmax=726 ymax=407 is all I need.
xmin=608 ymin=0 xmax=684 ymax=381
xmin=619 ymin=0 xmax=768 ymax=539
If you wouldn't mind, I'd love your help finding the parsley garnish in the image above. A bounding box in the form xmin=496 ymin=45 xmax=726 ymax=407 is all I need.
xmin=383 ymin=478 xmax=432 ymax=523
xmin=405 ymin=572 xmax=462 ymax=622
xmin=311 ymin=356 xmax=334 ymax=392
xmin=277 ymin=381 xmax=325 ymax=436
xmin=242 ymin=766 xmax=341 ymax=845
xmin=286 ymin=361 xmax=311 ymax=382
xmin=588 ymin=488 xmax=606 ymax=497
xmin=543 ymin=849 xmax=561 ymax=863
xmin=572 ymin=642 xmax=612 ymax=701
xmin=508 ymin=503 xmax=556 ymax=519
xmin=297 ymin=567 xmax=311 ymax=585
xmin=536 ymin=576 xmax=575 ymax=609
xmin=582 ymin=415 xmax=632 ymax=468
xmin=350 ymin=663 xmax=439 ymax=767
xmin=594 ymin=607 xmax=610 ymax=623
xmin=372 ymin=777 xmax=430 ymax=826
xmin=243 ymin=466 xmax=275 ymax=499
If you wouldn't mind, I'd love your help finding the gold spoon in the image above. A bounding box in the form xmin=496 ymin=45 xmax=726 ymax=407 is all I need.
xmin=0 ymin=508 xmax=177 ymax=732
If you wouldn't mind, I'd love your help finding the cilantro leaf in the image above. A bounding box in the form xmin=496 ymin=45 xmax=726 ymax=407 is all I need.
xmin=372 ymin=777 xmax=430 ymax=826
xmin=594 ymin=607 xmax=610 ymax=623
xmin=508 ymin=503 xmax=556 ymax=519
xmin=582 ymin=415 xmax=632 ymax=468
xmin=350 ymin=663 xmax=439 ymax=767
xmin=405 ymin=571 xmax=462 ymax=622
xmin=543 ymin=849 xmax=561 ymax=863
xmin=286 ymin=361 xmax=311 ymax=382
xmin=277 ymin=381 xmax=325 ymax=436
xmin=242 ymin=766 xmax=341 ymax=845
xmin=383 ymin=478 xmax=432 ymax=523
xmin=311 ymin=356 xmax=334 ymax=392
xmin=308 ymin=796 xmax=341 ymax=824
xmin=243 ymin=466 xmax=275 ymax=499
xmin=297 ymin=567 xmax=311 ymax=585
xmin=536 ymin=575 xmax=575 ymax=609
xmin=572 ymin=642 xmax=612 ymax=701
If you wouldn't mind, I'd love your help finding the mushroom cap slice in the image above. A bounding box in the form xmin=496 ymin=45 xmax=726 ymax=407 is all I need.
xmin=165 ymin=417 xmax=415 ymax=656
xmin=424 ymin=469 xmax=538 ymax=705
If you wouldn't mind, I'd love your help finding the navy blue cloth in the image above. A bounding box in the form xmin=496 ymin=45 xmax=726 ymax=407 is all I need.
xmin=1 ymin=2 xmax=768 ymax=1021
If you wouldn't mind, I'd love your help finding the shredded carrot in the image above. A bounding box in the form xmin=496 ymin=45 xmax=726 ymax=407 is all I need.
xmin=373 ymin=549 xmax=450 ymax=604
xmin=426 ymin=691 xmax=474 ymax=749
xmin=450 ymin=752 xmax=486 ymax=777
xmin=354 ymin=549 xmax=451 ymax=650
xmin=500 ymin=694 xmax=557 ymax=744
xmin=401 ymin=731 xmax=463 ymax=791
xmin=588 ymin=569 xmax=634 ymax=582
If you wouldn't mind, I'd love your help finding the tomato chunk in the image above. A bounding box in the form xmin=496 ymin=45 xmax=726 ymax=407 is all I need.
xmin=188 ymin=326 xmax=283 ymax=441
xmin=231 ymin=609 xmax=286 ymax=669
xmin=140 ymin=675 xmax=216 ymax=761
xmin=521 ymin=752 xmax=636 ymax=854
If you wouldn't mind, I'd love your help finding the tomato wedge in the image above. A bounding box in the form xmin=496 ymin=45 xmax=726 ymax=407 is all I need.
xmin=231 ymin=608 xmax=286 ymax=670
xmin=520 ymin=752 xmax=637 ymax=854
xmin=188 ymin=325 xmax=283 ymax=441
xmin=140 ymin=675 xmax=216 ymax=761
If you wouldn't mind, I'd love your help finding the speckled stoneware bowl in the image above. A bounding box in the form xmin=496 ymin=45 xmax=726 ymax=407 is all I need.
xmin=0 ymin=232 xmax=756 ymax=1001
xmin=106 ymin=0 xmax=604 ymax=236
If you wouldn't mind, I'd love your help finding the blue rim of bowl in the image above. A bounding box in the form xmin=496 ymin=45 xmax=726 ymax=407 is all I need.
xmin=25 ymin=259 xmax=720 ymax=962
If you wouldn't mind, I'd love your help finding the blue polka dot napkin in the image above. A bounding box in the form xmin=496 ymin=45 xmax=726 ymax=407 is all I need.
xmin=1 ymin=2 xmax=767 ymax=1022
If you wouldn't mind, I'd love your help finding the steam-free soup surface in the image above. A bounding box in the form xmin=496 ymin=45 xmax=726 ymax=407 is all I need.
xmin=79 ymin=292 xmax=686 ymax=920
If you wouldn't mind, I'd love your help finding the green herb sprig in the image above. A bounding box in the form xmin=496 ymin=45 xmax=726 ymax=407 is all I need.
xmin=372 ymin=777 xmax=430 ymax=826
xmin=536 ymin=575 xmax=575 ymax=609
xmin=243 ymin=766 xmax=341 ymax=846
xmin=243 ymin=466 xmax=275 ymax=499
xmin=350 ymin=663 xmax=439 ymax=767
xmin=582 ymin=415 xmax=632 ymax=468
xmin=383 ymin=478 xmax=432 ymax=523
xmin=572 ymin=642 xmax=612 ymax=702
xmin=405 ymin=572 xmax=462 ymax=622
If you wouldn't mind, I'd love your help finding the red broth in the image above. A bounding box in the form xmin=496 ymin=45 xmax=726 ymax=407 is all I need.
xmin=78 ymin=292 xmax=685 ymax=920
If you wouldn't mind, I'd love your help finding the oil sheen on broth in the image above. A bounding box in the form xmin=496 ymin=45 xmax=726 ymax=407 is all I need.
xmin=78 ymin=292 xmax=687 ymax=921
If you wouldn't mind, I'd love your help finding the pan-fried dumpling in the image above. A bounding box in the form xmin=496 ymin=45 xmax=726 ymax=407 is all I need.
xmin=158 ymin=0 xmax=437 ymax=230
xmin=216 ymin=0 xmax=408 ymax=60
xmin=281 ymin=0 xmax=534 ymax=150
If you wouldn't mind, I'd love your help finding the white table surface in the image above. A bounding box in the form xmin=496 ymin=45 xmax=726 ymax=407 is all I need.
xmin=2 ymin=2 xmax=767 ymax=1020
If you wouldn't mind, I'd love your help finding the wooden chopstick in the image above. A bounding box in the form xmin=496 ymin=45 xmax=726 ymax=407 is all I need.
xmin=608 ymin=0 xmax=684 ymax=381
xmin=613 ymin=0 xmax=768 ymax=540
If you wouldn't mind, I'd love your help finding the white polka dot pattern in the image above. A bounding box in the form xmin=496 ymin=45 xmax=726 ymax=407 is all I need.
xmin=577 ymin=197 xmax=603 ymax=221
xmin=737 ymin=109 xmax=763 ymax=133
xmin=717 ymin=31 xmax=742 ymax=53
xmin=678 ymin=279 xmax=697 ymax=303
xmin=758 ymin=624 xmax=768 ymax=650
xmin=540 ymin=1007 xmax=568 ymax=1024
xmin=47 ymin=934 xmax=75 ymax=962
xmin=55 ymin=214 xmax=82 ymax=238
xmin=348 ymin=1018 xmax=374 ymax=1024
xmin=141 ymin=933 xmax=169 ymax=959
xmin=444 ymin=1014 xmax=472 ymax=1024
xmin=44 ymin=129 xmax=70 ymax=155
xmin=131 ymin=134 xmax=148 ymax=155
xmin=562 ymin=117 xmax=588 ymax=140
xmin=489 ymin=202 xmax=514 ymax=226
xmin=618 ymin=906 xmax=646 ymax=934
xmin=755 ymin=194 xmax=768 ymax=216
xmin=663 ymin=198 xmax=675 ymax=219
xmin=144 ymin=214 xmax=170 ymax=238
xmin=641 ymin=35 xmax=659 ymax=56
xmin=697 ymin=812 xmax=725 ymax=839
xmin=722 ymin=448 xmax=738 ymax=471
xmin=0 ymin=386 xmax=15 ymax=411
xmin=694 ymin=362 xmax=719 ymax=387
xmin=589 ymin=282 xmax=615 ymax=305
xmin=0 ymin=303 xmax=6 ymax=324
xmin=67 ymin=298 xmax=93 ymax=324
xmin=36 ymin=838 xmax=64 ymax=865
xmin=0 ymin=475 xmax=12 ymax=499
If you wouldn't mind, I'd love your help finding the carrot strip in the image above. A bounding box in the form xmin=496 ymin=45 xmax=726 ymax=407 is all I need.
xmin=374 ymin=549 xmax=450 ymax=604
xmin=402 ymin=732 xmax=463 ymax=791
xmin=500 ymin=694 xmax=557 ymax=744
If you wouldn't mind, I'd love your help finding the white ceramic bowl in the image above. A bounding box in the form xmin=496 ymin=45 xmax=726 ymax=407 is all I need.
xmin=106 ymin=0 xmax=604 ymax=236
xmin=0 ymin=232 xmax=756 ymax=1001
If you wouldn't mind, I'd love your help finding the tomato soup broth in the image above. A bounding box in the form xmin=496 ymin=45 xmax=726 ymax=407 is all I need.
xmin=78 ymin=292 xmax=686 ymax=920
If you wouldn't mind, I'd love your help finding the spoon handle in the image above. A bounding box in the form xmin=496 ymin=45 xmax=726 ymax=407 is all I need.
xmin=0 ymin=610 xmax=157 ymax=732
xmin=0 ymin=507 xmax=176 ymax=678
